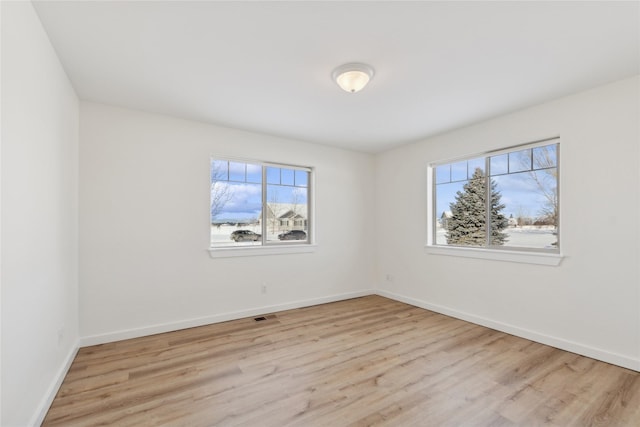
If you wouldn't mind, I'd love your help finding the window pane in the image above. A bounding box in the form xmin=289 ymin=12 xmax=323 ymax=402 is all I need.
xmin=435 ymin=165 xmax=450 ymax=184
xmin=533 ymin=144 xmax=557 ymax=169
xmin=435 ymin=181 xmax=463 ymax=245
xmin=490 ymin=154 xmax=508 ymax=175
xmin=266 ymin=184 xmax=308 ymax=243
xmin=281 ymin=168 xmax=295 ymax=186
xmin=492 ymin=169 xmax=558 ymax=249
xmin=246 ymin=164 xmax=262 ymax=183
xmin=266 ymin=167 xmax=280 ymax=185
xmin=467 ymin=157 xmax=485 ymax=177
xmin=211 ymin=159 xmax=262 ymax=247
xmin=295 ymin=170 xmax=308 ymax=187
xmin=451 ymin=161 xmax=467 ymax=182
xmin=211 ymin=160 xmax=228 ymax=181
xmin=229 ymin=162 xmax=246 ymax=182
xmin=210 ymin=181 xmax=262 ymax=247
xmin=508 ymin=148 xmax=532 ymax=173
xmin=447 ymin=173 xmax=489 ymax=246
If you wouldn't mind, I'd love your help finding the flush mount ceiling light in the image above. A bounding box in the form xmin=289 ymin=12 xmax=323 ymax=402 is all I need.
xmin=332 ymin=63 xmax=374 ymax=93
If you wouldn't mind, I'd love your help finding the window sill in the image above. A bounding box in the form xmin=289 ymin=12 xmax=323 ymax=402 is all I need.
xmin=425 ymin=245 xmax=563 ymax=266
xmin=208 ymin=244 xmax=317 ymax=258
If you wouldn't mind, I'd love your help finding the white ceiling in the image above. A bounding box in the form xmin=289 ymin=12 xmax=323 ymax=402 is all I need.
xmin=33 ymin=1 xmax=639 ymax=153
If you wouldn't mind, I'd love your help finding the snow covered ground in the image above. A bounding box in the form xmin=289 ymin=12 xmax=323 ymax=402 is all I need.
xmin=211 ymin=224 xmax=297 ymax=247
xmin=435 ymin=225 xmax=557 ymax=249
xmin=212 ymin=224 xmax=557 ymax=249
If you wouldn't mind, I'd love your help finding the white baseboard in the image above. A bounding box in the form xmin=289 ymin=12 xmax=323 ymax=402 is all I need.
xmin=30 ymin=340 xmax=79 ymax=427
xmin=33 ymin=291 xmax=373 ymax=426
xmin=35 ymin=288 xmax=637 ymax=427
xmin=376 ymin=289 xmax=640 ymax=372
xmin=79 ymin=289 xmax=373 ymax=347
xmin=79 ymin=288 xmax=639 ymax=371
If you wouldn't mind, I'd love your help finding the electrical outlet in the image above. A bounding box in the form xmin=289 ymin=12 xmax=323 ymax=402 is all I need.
xmin=385 ymin=274 xmax=394 ymax=282
xmin=261 ymin=283 xmax=267 ymax=294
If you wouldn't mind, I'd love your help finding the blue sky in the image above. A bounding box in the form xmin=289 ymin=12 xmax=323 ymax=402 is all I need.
xmin=212 ymin=146 xmax=556 ymax=223
xmin=435 ymin=144 xmax=557 ymax=220
xmin=211 ymin=160 xmax=309 ymax=221
xmin=436 ymin=172 xmax=552 ymax=220
xmin=214 ymin=183 xmax=308 ymax=221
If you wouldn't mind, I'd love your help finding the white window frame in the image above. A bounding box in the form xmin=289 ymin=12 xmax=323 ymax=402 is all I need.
xmin=426 ymin=137 xmax=563 ymax=266
xmin=208 ymin=157 xmax=316 ymax=258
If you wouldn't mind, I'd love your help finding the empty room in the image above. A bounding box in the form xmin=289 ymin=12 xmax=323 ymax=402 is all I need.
xmin=2 ymin=1 xmax=639 ymax=426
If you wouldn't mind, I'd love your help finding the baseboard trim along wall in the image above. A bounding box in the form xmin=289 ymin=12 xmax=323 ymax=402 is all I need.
xmin=77 ymin=288 xmax=640 ymax=369
xmin=79 ymin=289 xmax=373 ymax=347
xmin=32 ymin=341 xmax=79 ymax=427
xmin=40 ymin=287 xmax=638 ymax=426
xmin=38 ymin=290 xmax=370 ymax=426
xmin=375 ymin=289 xmax=640 ymax=372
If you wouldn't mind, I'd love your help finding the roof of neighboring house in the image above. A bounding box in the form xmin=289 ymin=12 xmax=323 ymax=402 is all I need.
xmin=278 ymin=210 xmax=305 ymax=220
xmin=263 ymin=203 xmax=307 ymax=220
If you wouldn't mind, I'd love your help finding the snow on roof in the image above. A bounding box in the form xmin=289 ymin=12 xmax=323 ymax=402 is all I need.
xmin=265 ymin=203 xmax=307 ymax=219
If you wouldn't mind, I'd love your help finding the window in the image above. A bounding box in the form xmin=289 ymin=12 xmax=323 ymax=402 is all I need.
xmin=430 ymin=138 xmax=559 ymax=253
xmin=210 ymin=158 xmax=312 ymax=249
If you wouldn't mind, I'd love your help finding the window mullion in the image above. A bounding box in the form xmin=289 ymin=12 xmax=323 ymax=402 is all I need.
xmin=485 ymin=156 xmax=491 ymax=247
xmin=432 ymin=166 xmax=437 ymax=245
xmin=261 ymin=165 xmax=267 ymax=245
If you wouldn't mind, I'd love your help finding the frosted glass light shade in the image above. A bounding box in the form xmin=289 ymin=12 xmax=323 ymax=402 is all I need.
xmin=332 ymin=63 xmax=374 ymax=93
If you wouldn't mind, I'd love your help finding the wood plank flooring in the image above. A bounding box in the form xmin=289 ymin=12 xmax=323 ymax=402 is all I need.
xmin=43 ymin=296 xmax=640 ymax=426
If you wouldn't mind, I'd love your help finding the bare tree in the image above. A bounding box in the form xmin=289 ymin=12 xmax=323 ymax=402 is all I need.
xmin=210 ymin=162 xmax=234 ymax=222
xmin=519 ymin=146 xmax=558 ymax=228
xmin=289 ymin=188 xmax=307 ymax=230
xmin=290 ymin=188 xmax=304 ymax=215
xmin=515 ymin=204 xmax=532 ymax=226
xmin=267 ymin=187 xmax=280 ymax=234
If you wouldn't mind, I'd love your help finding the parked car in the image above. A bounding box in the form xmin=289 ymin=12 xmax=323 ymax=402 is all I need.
xmin=230 ymin=230 xmax=261 ymax=242
xmin=278 ymin=230 xmax=307 ymax=241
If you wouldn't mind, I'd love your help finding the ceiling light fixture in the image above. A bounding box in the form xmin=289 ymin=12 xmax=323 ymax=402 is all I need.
xmin=332 ymin=63 xmax=374 ymax=93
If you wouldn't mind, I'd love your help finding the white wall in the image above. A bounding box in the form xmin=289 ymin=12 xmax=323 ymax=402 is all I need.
xmin=0 ymin=6 xmax=636 ymax=422
xmin=1 ymin=2 xmax=80 ymax=426
xmin=79 ymin=102 xmax=375 ymax=342
xmin=375 ymin=76 xmax=640 ymax=370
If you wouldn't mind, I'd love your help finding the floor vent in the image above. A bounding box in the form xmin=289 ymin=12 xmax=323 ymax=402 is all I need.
xmin=254 ymin=316 xmax=267 ymax=322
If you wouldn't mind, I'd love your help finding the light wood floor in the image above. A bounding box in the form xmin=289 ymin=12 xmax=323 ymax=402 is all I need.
xmin=43 ymin=296 xmax=640 ymax=426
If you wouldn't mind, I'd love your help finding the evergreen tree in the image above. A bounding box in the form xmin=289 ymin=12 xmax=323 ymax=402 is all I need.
xmin=446 ymin=168 xmax=508 ymax=246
